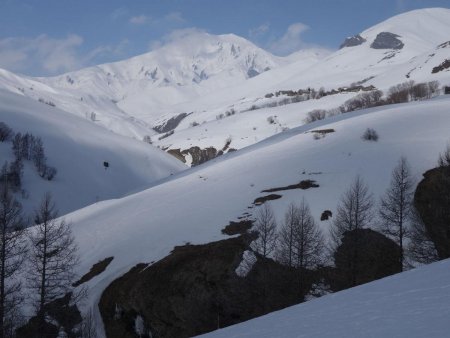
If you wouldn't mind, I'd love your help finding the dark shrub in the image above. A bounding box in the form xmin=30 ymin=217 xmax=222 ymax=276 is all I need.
xmin=0 ymin=122 xmax=14 ymax=142
xmin=305 ymin=109 xmax=327 ymax=123
xmin=362 ymin=128 xmax=379 ymax=141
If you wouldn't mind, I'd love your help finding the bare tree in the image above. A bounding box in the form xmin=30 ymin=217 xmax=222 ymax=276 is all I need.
xmin=0 ymin=123 xmax=13 ymax=143
xmin=407 ymin=208 xmax=439 ymax=265
xmin=277 ymin=203 xmax=297 ymax=267
xmin=31 ymin=137 xmax=47 ymax=177
xmin=27 ymin=193 xmax=79 ymax=336
xmin=379 ymin=157 xmax=414 ymax=270
xmin=252 ymin=203 xmax=277 ymax=259
xmin=292 ymin=198 xmax=324 ymax=294
xmin=0 ymin=181 xmax=27 ymax=338
xmin=330 ymin=176 xmax=373 ymax=287
xmin=437 ymin=144 xmax=450 ymax=168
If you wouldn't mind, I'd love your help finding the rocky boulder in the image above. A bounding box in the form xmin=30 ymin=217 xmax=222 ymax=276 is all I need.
xmin=370 ymin=32 xmax=404 ymax=50
xmin=339 ymin=34 xmax=366 ymax=49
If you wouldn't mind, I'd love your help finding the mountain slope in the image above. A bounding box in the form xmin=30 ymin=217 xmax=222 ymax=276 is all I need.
xmin=278 ymin=7 xmax=450 ymax=90
xmin=0 ymin=89 xmax=186 ymax=216
xmin=3 ymin=8 xmax=448 ymax=157
xmin=39 ymin=32 xmax=290 ymax=120
xmin=151 ymin=8 xmax=450 ymax=161
xmin=198 ymin=258 xmax=450 ymax=338
xmin=53 ymin=96 xmax=450 ymax=336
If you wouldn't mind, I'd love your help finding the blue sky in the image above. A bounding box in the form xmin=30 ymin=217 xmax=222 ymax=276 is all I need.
xmin=0 ymin=0 xmax=448 ymax=76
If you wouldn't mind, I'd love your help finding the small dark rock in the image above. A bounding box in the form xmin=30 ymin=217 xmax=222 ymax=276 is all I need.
xmin=320 ymin=210 xmax=332 ymax=221
xmin=253 ymin=194 xmax=282 ymax=205
xmin=73 ymin=256 xmax=114 ymax=287
xmin=339 ymin=34 xmax=366 ymax=49
xmin=261 ymin=180 xmax=319 ymax=193
xmin=222 ymin=220 xmax=254 ymax=236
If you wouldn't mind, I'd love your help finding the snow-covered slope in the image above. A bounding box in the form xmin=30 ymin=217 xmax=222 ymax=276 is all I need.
xmin=2 ymin=8 xmax=448 ymax=158
xmin=199 ymin=258 xmax=450 ymax=338
xmin=56 ymin=96 xmax=450 ymax=336
xmin=0 ymin=89 xmax=186 ymax=216
xmin=152 ymin=8 xmax=450 ymax=157
xmin=278 ymin=7 xmax=450 ymax=90
xmin=38 ymin=32 xmax=290 ymax=124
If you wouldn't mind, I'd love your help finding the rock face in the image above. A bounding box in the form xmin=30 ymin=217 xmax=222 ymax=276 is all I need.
xmin=186 ymin=146 xmax=218 ymax=166
xmin=414 ymin=167 xmax=450 ymax=259
xmin=168 ymin=146 xmax=220 ymax=166
xmin=99 ymin=236 xmax=307 ymax=338
xmin=370 ymin=32 xmax=404 ymax=50
xmin=16 ymin=293 xmax=82 ymax=338
xmin=153 ymin=113 xmax=190 ymax=133
xmin=339 ymin=34 xmax=366 ymax=49
xmin=431 ymin=59 xmax=450 ymax=74
xmin=333 ymin=229 xmax=401 ymax=290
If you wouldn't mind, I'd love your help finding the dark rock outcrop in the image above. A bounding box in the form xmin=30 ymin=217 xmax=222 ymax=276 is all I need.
xmin=153 ymin=112 xmax=191 ymax=134
xmin=167 ymin=148 xmax=186 ymax=163
xmin=261 ymin=180 xmax=319 ymax=193
xmin=431 ymin=59 xmax=450 ymax=74
xmin=184 ymin=146 xmax=218 ymax=166
xmin=414 ymin=167 xmax=450 ymax=259
xmin=253 ymin=194 xmax=282 ymax=205
xmin=339 ymin=34 xmax=366 ymax=49
xmin=222 ymin=220 xmax=254 ymax=236
xmin=73 ymin=256 xmax=114 ymax=287
xmin=168 ymin=146 xmax=228 ymax=166
xmin=332 ymin=229 xmax=401 ymax=291
xmin=247 ymin=68 xmax=260 ymax=78
xmin=17 ymin=293 xmax=82 ymax=338
xmin=370 ymin=32 xmax=404 ymax=50
xmin=99 ymin=236 xmax=307 ymax=338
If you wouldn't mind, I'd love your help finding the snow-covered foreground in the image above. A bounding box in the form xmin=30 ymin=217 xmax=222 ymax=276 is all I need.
xmin=0 ymin=89 xmax=186 ymax=216
xmin=57 ymin=96 xmax=450 ymax=336
xmin=198 ymin=258 xmax=450 ymax=338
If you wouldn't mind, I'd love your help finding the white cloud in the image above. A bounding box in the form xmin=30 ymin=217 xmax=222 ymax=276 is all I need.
xmin=164 ymin=11 xmax=185 ymax=24
xmin=129 ymin=15 xmax=151 ymax=25
xmin=269 ymin=22 xmax=310 ymax=55
xmin=249 ymin=23 xmax=270 ymax=39
xmin=110 ymin=7 xmax=128 ymax=20
xmin=130 ymin=11 xmax=185 ymax=26
xmin=148 ymin=27 xmax=207 ymax=51
xmin=0 ymin=34 xmax=84 ymax=74
xmin=0 ymin=34 xmax=128 ymax=76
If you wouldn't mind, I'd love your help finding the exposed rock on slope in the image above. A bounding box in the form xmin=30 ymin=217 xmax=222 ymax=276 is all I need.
xmin=414 ymin=166 xmax=450 ymax=259
xmin=339 ymin=34 xmax=367 ymax=49
xmin=333 ymin=229 xmax=402 ymax=291
xmin=370 ymin=32 xmax=404 ymax=50
xmin=99 ymin=236 xmax=307 ymax=338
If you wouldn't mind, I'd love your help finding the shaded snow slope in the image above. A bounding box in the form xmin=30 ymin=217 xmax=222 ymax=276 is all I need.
xmin=0 ymin=89 xmax=186 ymax=216
xmin=56 ymin=97 xmax=450 ymax=336
xmin=199 ymin=258 xmax=450 ymax=338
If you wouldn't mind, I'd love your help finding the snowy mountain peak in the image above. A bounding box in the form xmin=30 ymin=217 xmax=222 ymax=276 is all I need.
xmin=47 ymin=31 xmax=284 ymax=91
xmin=360 ymin=7 xmax=450 ymax=50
